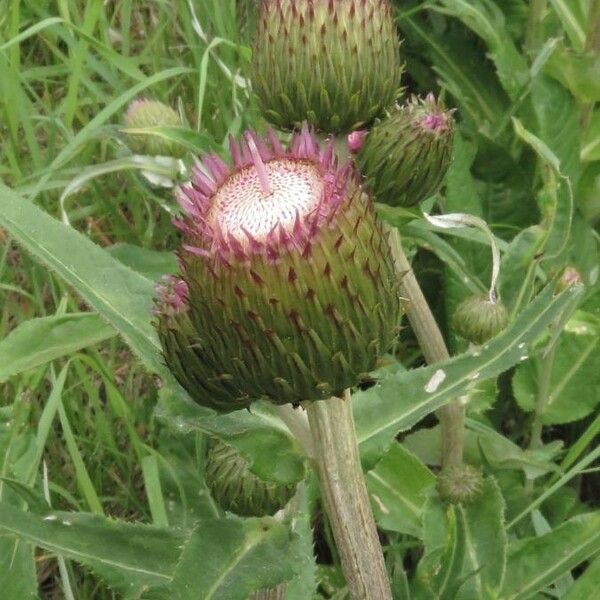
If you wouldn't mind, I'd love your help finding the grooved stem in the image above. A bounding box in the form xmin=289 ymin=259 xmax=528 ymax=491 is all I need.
xmin=387 ymin=227 xmax=464 ymax=467
xmin=306 ymin=391 xmax=392 ymax=600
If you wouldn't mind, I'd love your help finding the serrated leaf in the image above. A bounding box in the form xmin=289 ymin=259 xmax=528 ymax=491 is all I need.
xmin=0 ymin=182 xmax=166 ymax=377
xmin=513 ymin=331 xmax=600 ymax=424
xmin=168 ymin=517 xmax=301 ymax=600
xmin=0 ymin=313 xmax=116 ymax=382
xmin=581 ymin=108 xmax=600 ymax=162
xmin=0 ymin=503 xmax=186 ymax=597
xmin=564 ymin=555 xmax=600 ymax=599
xmin=502 ymin=512 xmax=600 ymax=599
xmin=107 ymin=244 xmax=178 ymax=282
xmin=366 ymin=442 xmax=435 ymax=537
xmin=354 ymin=284 xmax=583 ymax=466
xmin=0 ymin=537 xmax=37 ymax=600
xmin=155 ymin=388 xmax=306 ymax=486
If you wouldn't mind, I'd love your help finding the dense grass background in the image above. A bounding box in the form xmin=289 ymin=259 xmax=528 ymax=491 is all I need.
xmin=1 ymin=0 xmax=599 ymax=598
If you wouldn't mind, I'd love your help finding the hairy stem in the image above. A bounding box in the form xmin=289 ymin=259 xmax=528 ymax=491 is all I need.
xmin=306 ymin=391 xmax=392 ymax=600
xmin=387 ymin=227 xmax=464 ymax=467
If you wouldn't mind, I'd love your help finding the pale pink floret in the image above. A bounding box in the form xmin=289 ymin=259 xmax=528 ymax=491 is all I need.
xmin=347 ymin=130 xmax=367 ymax=153
xmin=154 ymin=275 xmax=189 ymax=315
xmin=175 ymin=125 xmax=357 ymax=263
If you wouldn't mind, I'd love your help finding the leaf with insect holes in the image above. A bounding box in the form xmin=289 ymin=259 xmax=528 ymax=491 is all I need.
xmin=353 ymin=283 xmax=583 ymax=467
xmin=0 ymin=313 xmax=116 ymax=382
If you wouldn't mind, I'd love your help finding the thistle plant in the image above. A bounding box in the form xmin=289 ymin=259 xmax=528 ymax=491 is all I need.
xmin=205 ymin=440 xmax=296 ymax=516
xmin=356 ymin=94 xmax=455 ymax=207
xmin=251 ymin=0 xmax=402 ymax=133
xmin=123 ymin=98 xmax=186 ymax=157
xmin=154 ymin=127 xmax=401 ymax=412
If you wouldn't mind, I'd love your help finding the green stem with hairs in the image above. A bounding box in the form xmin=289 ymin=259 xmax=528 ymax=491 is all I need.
xmin=387 ymin=226 xmax=464 ymax=467
xmin=305 ymin=390 xmax=393 ymax=600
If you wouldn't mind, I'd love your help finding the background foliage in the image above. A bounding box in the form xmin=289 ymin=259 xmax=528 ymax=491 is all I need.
xmin=0 ymin=0 xmax=599 ymax=598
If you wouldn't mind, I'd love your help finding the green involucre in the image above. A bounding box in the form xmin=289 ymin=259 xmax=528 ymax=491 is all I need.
xmin=452 ymin=295 xmax=509 ymax=345
xmin=250 ymin=0 xmax=402 ymax=133
xmin=357 ymin=96 xmax=454 ymax=207
xmin=205 ymin=440 xmax=297 ymax=516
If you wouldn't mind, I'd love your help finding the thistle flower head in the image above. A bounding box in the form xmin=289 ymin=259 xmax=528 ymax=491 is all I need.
xmin=155 ymin=127 xmax=401 ymax=412
xmin=357 ymin=94 xmax=455 ymax=207
xmin=452 ymin=294 xmax=508 ymax=345
xmin=123 ymin=98 xmax=185 ymax=157
xmin=437 ymin=464 xmax=483 ymax=505
xmin=251 ymin=0 xmax=403 ymax=133
xmin=205 ymin=440 xmax=296 ymax=517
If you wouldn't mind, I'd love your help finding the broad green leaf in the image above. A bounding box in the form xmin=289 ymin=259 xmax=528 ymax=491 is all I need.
xmin=502 ymin=512 xmax=600 ymax=599
xmin=546 ymin=44 xmax=600 ymax=103
xmin=366 ymin=442 xmax=435 ymax=537
xmin=0 ymin=538 xmax=37 ymax=600
xmin=548 ymin=0 xmax=586 ymax=52
xmin=513 ymin=331 xmax=600 ymax=424
xmin=564 ymin=555 xmax=600 ymax=599
xmin=0 ymin=313 xmax=116 ymax=382
xmin=456 ymin=478 xmax=507 ymax=600
xmin=155 ymin=389 xmax=306 ymax=486
xmin=0 ymin=502 xmax=187 ymax=597
xmin=0 ymin=182 xmax=166 ymax=377
xmin=433 ymin=0 xmax=528 ymax=100
xmin=581 ymin=108 xmax=600 ymax=162
xmin=354 ymin=284 xmax=583 ymax=466
xmin=415 ymin=492 xmax=466 ymax=600
xmin=107 ymin=244 xmax=178 ymax=282
xmin=168 ymin=517 xmax=302 ymax=600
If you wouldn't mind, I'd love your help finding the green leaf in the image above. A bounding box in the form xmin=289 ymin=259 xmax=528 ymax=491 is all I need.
xmin=564 ymin=555 xmax=600 ymax=599
xmin=513 ymin=331 xmax=600 ymax=424
xmin=366 ymin=442 xmax=435 ymax=537
xmin=168 ymin=517 xmax=301 ymax=600
xmin=107 ymin=244 xmax=178 ymax=282
xmin=0 ymin=313 xmax=116 ymax=382
xmin=0 ymin=502 xmax=187 ymax=597
xmin=0 ymin=182 xmax=166 ymax=377
xmin=545 ymin=44 xmax=600 ymax=103
xmin=155 ymin=389 xmax=306 ymax=486
xmin=120 ymin=126 xmax=221 ymax=155
xmin=354 ymin=284 xmax=583 ymax=466
xmin=548 ymin=0 xmax=586 ymax=52
xmin=502 ymin=512 xmax=600 ymax=599
xmin=415 ymin=492 xmax=466 ymax=600
xmin=581 ymin=108 xmax=600 ymax=162
xmin=456 ymin=478 xmax=507 ymax=600
xmin=433 ymin=0 xmax=529 ymax=100
xmin=0 ymin=537 xmax=37 ymax=600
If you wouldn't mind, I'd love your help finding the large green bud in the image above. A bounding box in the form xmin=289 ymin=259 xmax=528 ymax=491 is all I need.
xmin=205 ymin=440 xmax=296 ymax=516
xmin=356 ymin=94 xmax=454 ymax=207
xmin=250 ymin=0 xmax=402 ymax=133
xmin=154 ymin=127 xmax=401 ymax=412
xmin=452 ymin=294 xmax=508 ymax=345
xmin=123 ymin=98 xmax=186 ymax=157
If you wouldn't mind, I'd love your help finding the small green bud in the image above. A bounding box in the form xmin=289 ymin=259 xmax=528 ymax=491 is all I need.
xmin=250 ymin=0 xmax=403 ymax=133
xmin=123 ymin=99 xmax=185 ymax=157
xmin=357 ymin=94 xmax=454 ymax=207
xmin=555 ymin=266 xmax=583 ymax=294
xmin=205 ymin=440 xmax=296 ymax=517
xmin=452 ymin=294 xmax=508 ymax=345
xmin=437 ymin=464 xmax=483 ymax=505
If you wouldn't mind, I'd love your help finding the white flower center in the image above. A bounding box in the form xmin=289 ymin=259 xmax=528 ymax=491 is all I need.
xmin=207 ymin=159 xmax=323 ymax=243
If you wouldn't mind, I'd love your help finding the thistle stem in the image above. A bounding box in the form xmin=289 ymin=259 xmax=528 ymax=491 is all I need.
xmin=387 ymin=227 xmax=464 ymax=467
xmin=305 ymin=390 xmax=392 ymax=600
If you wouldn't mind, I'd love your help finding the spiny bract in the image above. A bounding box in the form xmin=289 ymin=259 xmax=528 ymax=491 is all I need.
xmin=356 ymin=94 xmax=454 ymax=207
xmin=154 ymin=127 xmax=401 ymax=413
xmin=452 ymin=294 xmax=508 ymax=345
xmin=251 ymin=0 xmax=403 ymax=133
xmin=205 ymin=440 xmax=296 ymax=517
